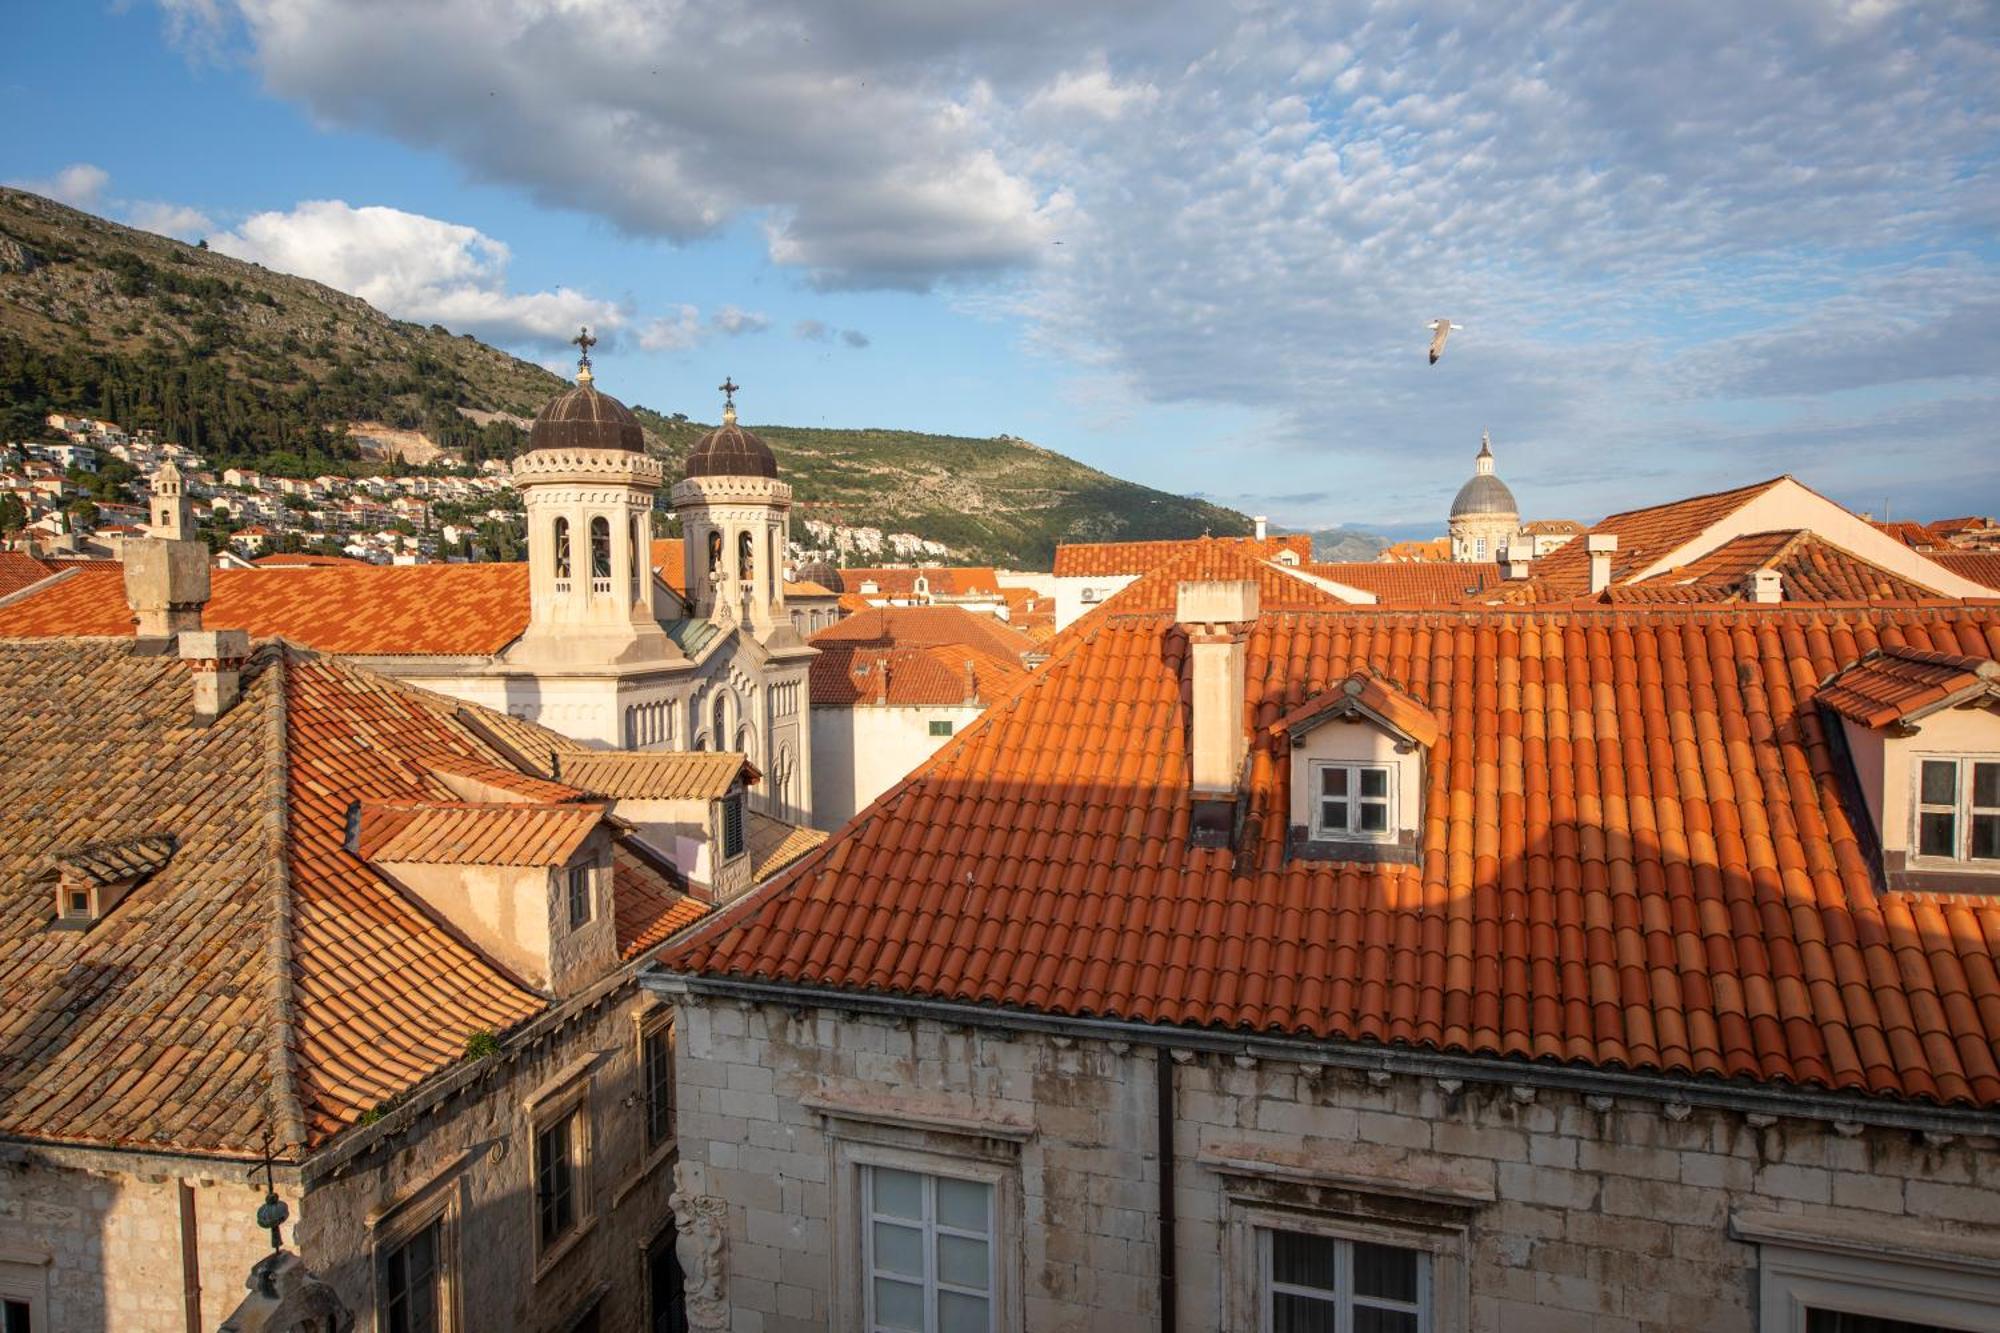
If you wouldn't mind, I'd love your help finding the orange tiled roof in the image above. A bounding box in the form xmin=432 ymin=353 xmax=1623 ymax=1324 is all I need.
xmin=747 ymin=810 xmax=830 ymax=883
xmin=1817 ymin=646 xmax=2000 ymax=729
xmin=421 ymin=754 xmax=589 ymax=804
xmin=1529 ymin=477 xmax=1786 ymax=596
xmin=1054 ymin=533 xmax=1311 ymax=578
xmin=668 ymin=601 xmax=2000 ymax=1109
xmin=1933 ymin=552 xmax=2000 ymax=593
xmin=251 ymin=553 xmax=371 ymax=567
xmin=811 ymin=643 xmax=1028 ymax=707
xmin=1612 ymin=531 xmax=1941 ymax=604
xmin=1379 ymin=538 xmax=1452 ymax=563
xmin=1308 ymin=561 xmax=1502 ymax=604
xmin=843 ymin=566 xmax=1002 ymax=598
xmin=0 ymin=551 xmax=54 ymax=599
xmin=811 ymin=605 xmax=1036 ymax=664
xmin=1872 ymin=520 xmax=1937 ymax=550
xmin=1274 ymin=670 xmax=1441 ymax=749
xmin=0 ymin=563 xmax=531 ymax=655
xmin=1093 ymin=538 xmax=1355 ymax=618
xmin=553 ymin=751 xmax=755 ymax=800
xmin=355 ymin=801 xmax=604 ymax=865
xmin=614 ymin=840 xmax=707 ymax=959
xmin=0 ymin=640 xmax=706 ymax=1157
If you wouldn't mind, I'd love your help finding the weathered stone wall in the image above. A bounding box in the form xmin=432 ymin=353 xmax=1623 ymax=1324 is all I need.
xmin=669 ymin=991 xmax=2000 ymax=1333
xmin=297 ymin=984 xmax=678 ymax=1332
xmin=0 ymin=1160 xmax=293 ymax=1333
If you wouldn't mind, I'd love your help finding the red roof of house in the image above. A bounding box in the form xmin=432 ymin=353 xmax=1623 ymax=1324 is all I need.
xmin=0 ymin=563 xmax=531 ymax=655
xmin=668 ymin=600 xmax=2000 ymax=1109
xmin=0 ymin=551 xmax=53 ymax=599
xmin=1528 ymin=477 xmax=1788 ymax=596
xmin=251 ymin=553 xmax=371 ymax=567
xmin=1816 ymin=647 xmax=2000 ymax=729
xmin=1932 ymin=552 xmax=2000 ymax=594
xmin=1308 ymin=561 xmax=1503 ymax=604
xmin=811 ymin=605 xmax=1037 ymax=664
xmin=843 ymin=566 xmax=1002 ymax=599
xmin=1610 ymin=531 xmax=1942 ymax=604
xmin=1054 ymin=534 xmax=1312 ymax=578
xmin=810 ymin=643 xmax=1029 ymax=708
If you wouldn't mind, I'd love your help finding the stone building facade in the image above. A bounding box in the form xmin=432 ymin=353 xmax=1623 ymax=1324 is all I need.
xmin=653 ymin=990 xmax=2000 ymax=1333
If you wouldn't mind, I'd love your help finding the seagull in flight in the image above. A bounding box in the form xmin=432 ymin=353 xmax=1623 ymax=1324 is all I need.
xmin=1427 ymin=318 xmax=1463 ymax=364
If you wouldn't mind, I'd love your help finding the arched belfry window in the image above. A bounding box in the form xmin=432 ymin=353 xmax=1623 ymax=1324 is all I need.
xmin=631 ymin=514 xmax=645 ymax=600
xmin=553 ymin=517 xmax=571 ymax=579
xmin=738 ymin=530 xmax=755 ymax=582
xmin=713 ymin=693 xmax=728 ymax=745
xmin=769 ymin=530 xmax=779 ymax=591
xmin=590 ymin=516 xmax=611 ymax=579
xmin=707 ymin=530 xmax=723 ymax=575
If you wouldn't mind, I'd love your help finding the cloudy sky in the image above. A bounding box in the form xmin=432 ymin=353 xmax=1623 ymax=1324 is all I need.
xmin=5 ymin=1 xmax=1997 ymax=532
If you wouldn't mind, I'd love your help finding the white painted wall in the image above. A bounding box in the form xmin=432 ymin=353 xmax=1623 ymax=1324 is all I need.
xmin=1847 ymin=707 xmax=2000 ymax=862
xmin=1054 ymin=573 xmax=1138 ymax=631
xmin=1287 ymin=722 xmax=1425 ymax=837
xmin=810 ymin=702 xmax=985 ymax=830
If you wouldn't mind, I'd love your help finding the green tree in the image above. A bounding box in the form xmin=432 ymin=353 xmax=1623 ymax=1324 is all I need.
xmin=0 ymin=492 xmax=26 ymax=537
xmin=65 ymin=497 xmax=99 ymax=531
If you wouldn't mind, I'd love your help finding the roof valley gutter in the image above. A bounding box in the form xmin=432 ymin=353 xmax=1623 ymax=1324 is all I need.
xmin=650 ymin=973 xmax=2000 ymax=1137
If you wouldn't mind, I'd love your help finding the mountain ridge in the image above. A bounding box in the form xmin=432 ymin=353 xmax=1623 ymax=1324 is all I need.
xmin=0 ymin=187 xmax=1257 ymax=565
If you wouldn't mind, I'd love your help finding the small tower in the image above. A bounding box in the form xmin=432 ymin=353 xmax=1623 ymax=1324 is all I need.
xmin=671 ymin=379 xmax=797 ymax=643
xmin=149 ymin=459 xmax=192 ymax=541
xmin=1447 ymin=431 xmax=1520 ymax=563
xmin=509 ymin=329 xmax=678 ymax=667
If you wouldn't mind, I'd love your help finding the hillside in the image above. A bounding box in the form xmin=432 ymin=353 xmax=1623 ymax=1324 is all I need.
xmin=0 ymin=188 xmax=1251 ymax=565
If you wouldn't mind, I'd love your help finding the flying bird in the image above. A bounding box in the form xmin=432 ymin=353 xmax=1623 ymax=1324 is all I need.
xmin=1427 ymin=318 xmax=1463 ymax=364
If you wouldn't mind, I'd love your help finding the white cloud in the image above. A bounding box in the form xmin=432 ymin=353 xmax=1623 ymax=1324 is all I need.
xmin=208 ymin=199 xmax=624 ymax=350
xmin=710 ymin=306 xmax=770 ymax=336
xmin=638 ymin=306 xmax=703 ymax=352
xmin=125 ymin=201 xmax=216 ymax=240
xmin=9 ymin=163 xmax=110 ymax=209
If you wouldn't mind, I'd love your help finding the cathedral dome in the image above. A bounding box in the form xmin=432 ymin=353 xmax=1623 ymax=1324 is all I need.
xmin=1449 ymin=433 xmax=1518 ymax=517
xmin=684 ymin=379 xmax=778 ymax=479
xmin=528 ymin=382 xmax=646 ymax=454
xmin=794 ymin=560 xmax=843 ymax=593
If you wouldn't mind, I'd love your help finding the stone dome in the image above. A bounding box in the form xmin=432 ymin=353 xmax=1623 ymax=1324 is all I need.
xmin=1450 ymin=472 xmax=1518 ymax=517
xmin=794 ymin=560 xmax=843 ymax=593
xmin=684 ymin=417 xmax=778 ymax=480
xmin=528 ymin=382 xmax=646 ymax=453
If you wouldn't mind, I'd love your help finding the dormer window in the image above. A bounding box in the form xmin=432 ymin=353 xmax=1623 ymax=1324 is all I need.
xmin=1276 ymin=672 xmax=1438 ymax=865
xmin=1312 ymin=763 xmax=1394 ymax=842
xmin=47 ymin=834 xmax=178 ymax=929
xmin=719 ymin=791 xmax=746 ymax=861
xmin=566 ymin=862 xmax=596 ymax=929
xmin=1914 ymin=758 xmax=2000 ymax=863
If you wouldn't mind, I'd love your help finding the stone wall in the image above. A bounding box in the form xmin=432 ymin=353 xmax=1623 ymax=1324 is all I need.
xmin=667 ymin=990 xmax=2000 ymax=1333
xmin=0 ymin=1158 xmax=294 ymax=1333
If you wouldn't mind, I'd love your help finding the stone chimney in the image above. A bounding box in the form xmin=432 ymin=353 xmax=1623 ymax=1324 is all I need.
xmin=1176 ymin=580 xmax=1259 ymax=796
xmin=180 ymin=628 xmax=250 ymax=721
xmin=1507 ymin=556 xmax=1533 ymax=580
xmin=124 ymin=537 xmax=210 ymax=649
xmin=1253 ymin=515 xmax=1268 ymax=541
xmin=1586 ymin=534 xmax=1618 ymax=596
xmin=1750 ymin=568 xmax=1783 ymax=604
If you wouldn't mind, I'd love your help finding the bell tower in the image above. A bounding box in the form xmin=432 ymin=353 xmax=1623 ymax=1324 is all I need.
xmin=510 ymin=330 xmax=679 ymax=667
xmin=671 ymin=379 xmax=794 ymax=642
xmin=149 ymin=459 xmax=192 ymax=541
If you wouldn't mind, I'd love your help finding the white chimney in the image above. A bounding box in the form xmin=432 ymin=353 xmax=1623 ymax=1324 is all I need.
xmin=1176 ymin=580 xmax=1260 ymax=795
xmin=1586 ymin=534 xmax=1619 ymax=596
xmin=1751 ymin=569 xmax=1783 ymax=604
xmin=124 ymin=537 xmax=210 ymax=647
xmin=1253 ymin=515 xmax=1268 ymax=541
xmin=180 ymin=628 xmax=250 ymax=722
xmin=1507 ymin=556 xmax=1532 ymax=581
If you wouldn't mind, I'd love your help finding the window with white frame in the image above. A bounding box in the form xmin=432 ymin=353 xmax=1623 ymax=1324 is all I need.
xmin=1914 ymin=757 xmax=2000 ymax=863
xmin=863 ymin=1166 xmax=994 ymax=1333
xmin=1312 ymin=763 xmax=1395 ymax=842
xmin=1261 ymin=1229 xmax=1429 ymax=1333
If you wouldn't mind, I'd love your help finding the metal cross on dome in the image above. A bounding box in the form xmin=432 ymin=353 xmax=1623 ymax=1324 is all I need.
xmin=572 ymin=326 xmax=596 ymax=372
xmin=719 ymin=377 xmax=739 ymax=408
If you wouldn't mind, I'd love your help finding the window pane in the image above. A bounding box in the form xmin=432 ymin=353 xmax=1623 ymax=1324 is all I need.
xmin=938 ymin=1290 xmax=991 ymax=1333
xmin=938 ymin=1233 xmax=989 ymax=1290
xmin=1359 ymin=767 xmax=1388 ymax=798
xmin=1359 ymin=801 xmax=1389 ymax=833
xmin=871 ymin=1168 xmax=924 ymax=1221
xmin=1352 ymin=1242 xmax=1419 ymax=1302
xmin=1920 ymin=811 xmax=1959 ymax=858
xmin=1320 ymin=801 xmax=1348 ymax=831
xmin=1355 ymin=1310 xmax=1420 ymax=1333
xmin=1972 ymin=814 xmax=2000 ymax=862
xmin=1975 ymin=763 xmax=2000 ymax=810
xmin=1271 ymin=1230 xmax=1339 ymax=1291
xmin=872 ymin=1220 xmax=924 ymax=1278
xmin=1806 ymin=1310 xmax=1957 ymax=1333
xmin=2 ymin=1302 xmax=29 ymax=1333
xmin=1320 ymin=767 xmax=1347 ymax=797
xmin=1273 ymin=1291 xmax=1338 ymax=1333
xmin=1920 ymin=759 xmax=1958 ymax=807
xmin=935 ymin=1178 xmax=990 ymax=1234
xmin=871 ymin=1277 xmax=924 ymax=1331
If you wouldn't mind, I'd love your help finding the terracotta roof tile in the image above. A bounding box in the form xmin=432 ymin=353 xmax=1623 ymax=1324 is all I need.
xmin=1614 ymin=531 xmax=1944 ymax=604
xmin=552 ymin=751 xmax=755 ymax=800
xmin=1054 ymin=534 xmax=1312 ymax=577
xmin=0 ymin=552 xmax=54 ymax=599
xmin=1817 ymin=646 xmax=2000 ymax=728
xmin=842 ymin=566 xmax=1002 ymax=598
xmin=613 ymin=841 xmax=707 ymax=959
xmin=810 ymin=605 xmax=1036 ymax=662
xmin=1308 ymin=561 xmax=1503 ymax=604
xmin=356 ymin=801 xmax=604 ymax=865
xmin=0 ymin=563 xmax=531 ymax=654
xmin=1529 ymin=477 xmax=1788 ymax=596
xmin=810 ymin=644 xmax=1028 ymax=707
xmin=747 ymin=811 xmax=829 ymax=883
xmin=1933 ymin=552 xmax=2000 ymax=594
xmin=667 ymin=602 xmax=2000 ymax=1110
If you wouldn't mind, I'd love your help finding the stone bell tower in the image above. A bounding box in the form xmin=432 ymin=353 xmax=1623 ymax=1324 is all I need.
xmin=670 ymin=379 xmax=795 ymax=642
xmin=149 ymin=458 xmax=192 ymax=541
xmin=510 ymin=329 xmax=677 ymax=667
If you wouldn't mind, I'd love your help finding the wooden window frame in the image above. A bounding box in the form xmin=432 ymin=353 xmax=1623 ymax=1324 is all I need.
xmin=369 ymin=1156 xmax=467 ymax=1333
xmin=1910 ymin=753 xmax=2000 ymax=869
xmin=529 ymin=1075 xmax=596 ymax=1280
xmin=1310 ymin=761 xmax=1397 ymax=844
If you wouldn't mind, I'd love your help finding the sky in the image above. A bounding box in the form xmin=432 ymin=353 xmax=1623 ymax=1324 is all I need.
xmin=3 ymin=1 xmax=1997 ymax=534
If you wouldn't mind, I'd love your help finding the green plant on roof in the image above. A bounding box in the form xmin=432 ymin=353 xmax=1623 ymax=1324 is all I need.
xmin=464 ymin=1029 xmax=501 ymax=1060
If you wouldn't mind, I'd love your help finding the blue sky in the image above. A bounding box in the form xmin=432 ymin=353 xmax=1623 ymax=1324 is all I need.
xmin=5 ymin=1 xmax=1997 ymax=534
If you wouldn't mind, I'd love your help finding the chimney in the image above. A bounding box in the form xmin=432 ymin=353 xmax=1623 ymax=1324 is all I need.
xmin=1586 ymin=534 xmax=1618 ymax=596
xmin=1253 ymin=515 xmax=1268 ymax=541
xmin=1507 ymin=556 xmax=1533 ymax=581
xmin=124 ymin=537 xmax=210 ymax=650
xmin=963 ymin=657 xmax=977 ymax=705
xmin=1750 ymin=568 xmax=1783 ymax=604
xmin=1176 ymin=580 xmax=1259 ymax=796
xmin=180 ymin=628 xmax=250 ymax=721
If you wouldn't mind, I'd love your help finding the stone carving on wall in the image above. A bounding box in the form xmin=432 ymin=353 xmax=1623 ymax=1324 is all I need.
xmin=670 ymin=1162 xmax=731 ymax=1332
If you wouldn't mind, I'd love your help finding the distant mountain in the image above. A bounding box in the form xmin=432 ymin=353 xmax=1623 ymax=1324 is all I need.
xmin=1271 ymin=524 xmax=1393 ymax=562
xmin=0 ymin=188 xmax=1251 ymax=566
